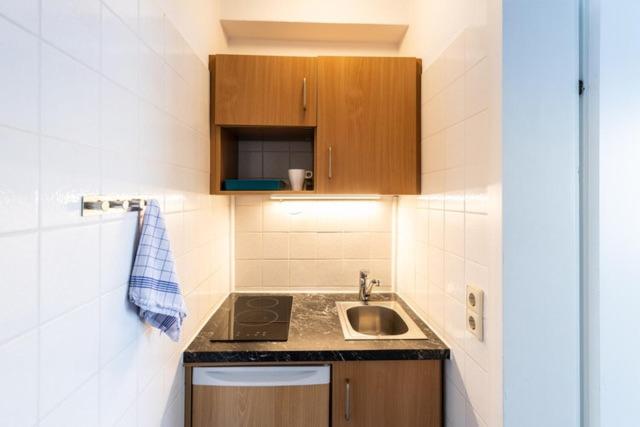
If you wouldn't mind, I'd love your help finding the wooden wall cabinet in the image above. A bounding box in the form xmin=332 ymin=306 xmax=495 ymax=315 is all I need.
xmin=316 ymin=57 xmax=421 ymax=194
xmin=209 ymin=54 xmax=421 ymax=195
xmin=214 ymin=55 xmax=317 ymax=126
xmin=331 ymin=360 xmax=442 ymax=427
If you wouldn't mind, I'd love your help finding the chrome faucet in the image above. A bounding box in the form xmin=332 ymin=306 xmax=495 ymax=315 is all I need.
xmin=359 ymin=270 xmax=381 ymax=303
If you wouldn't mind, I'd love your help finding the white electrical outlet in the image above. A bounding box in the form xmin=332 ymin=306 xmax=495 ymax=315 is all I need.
xmin=466 ymin=285 xmax=484 ymax=315
xmin=467 ymin=310 xmax=483 ymax=341
xmin=466 ymin=285 xmax=484 ymax=341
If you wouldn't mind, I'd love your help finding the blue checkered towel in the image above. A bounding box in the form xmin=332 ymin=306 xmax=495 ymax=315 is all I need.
xmin=128 ymin=199 xmax=187 ymax=341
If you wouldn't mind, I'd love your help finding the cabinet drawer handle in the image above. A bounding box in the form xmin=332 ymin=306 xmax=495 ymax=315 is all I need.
xmin=328 ymin=146 xmax=333 ymax=179
xmin=345 ymin=379 xmax=351 ymax=421
xmin=303 ymin=77 xmax=307 ymax=111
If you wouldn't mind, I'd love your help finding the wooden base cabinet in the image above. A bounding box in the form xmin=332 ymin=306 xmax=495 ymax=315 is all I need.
xmin=331 ymin=361 xmax=443 ymax=427
xmin=187 ymin=361 xmax=442 ymax=427
xmin=190 ymin=366 xmax=330 ymax=427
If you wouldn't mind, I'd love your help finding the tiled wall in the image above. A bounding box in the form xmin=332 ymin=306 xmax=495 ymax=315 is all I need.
xmin=234 ymin=196 xmax=393 ymax=291
xmin=0 ymin=1 xmax=230 ymax=426
xmin=238 ymin=139 xmax=314 ymax=181
xmin=397 ymin=24 xmax=496 ymax=427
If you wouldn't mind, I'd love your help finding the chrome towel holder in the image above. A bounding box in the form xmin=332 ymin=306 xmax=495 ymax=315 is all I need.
xmin=81 ymin=196 xmax=147 ymax=216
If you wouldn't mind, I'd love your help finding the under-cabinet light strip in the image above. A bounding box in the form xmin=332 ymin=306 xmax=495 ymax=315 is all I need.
xmin=269 ymin=194 xmax=382 ymax=201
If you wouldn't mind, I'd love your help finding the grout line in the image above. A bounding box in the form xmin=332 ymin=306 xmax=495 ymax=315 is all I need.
xmin=35 ymin=0 xmax=43 ymax=421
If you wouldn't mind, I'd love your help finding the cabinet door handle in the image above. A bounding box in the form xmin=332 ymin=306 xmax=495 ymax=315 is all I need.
xmin=328 ymin=146 xmax=333 ymax=179
xmin=345 ymin=379 xmax=351 ymax=421
xmin=303 ymin=77 xmax=307 ymax=111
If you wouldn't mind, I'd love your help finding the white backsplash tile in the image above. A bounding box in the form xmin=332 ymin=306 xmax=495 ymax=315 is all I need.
xmin=235 ymin=196 xmax=393 ymax=290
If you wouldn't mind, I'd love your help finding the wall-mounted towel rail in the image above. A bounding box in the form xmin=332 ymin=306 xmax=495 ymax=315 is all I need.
xmin=81 ymin=196 xmax=147 ymax=216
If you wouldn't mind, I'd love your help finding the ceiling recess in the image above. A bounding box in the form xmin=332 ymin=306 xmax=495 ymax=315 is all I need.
xmin=220 ymin=20 xmax=409 ymax=45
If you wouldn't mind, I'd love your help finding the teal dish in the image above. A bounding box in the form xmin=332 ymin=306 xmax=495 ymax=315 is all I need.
xmin=223 ymin=179 xmax=285 ymax=191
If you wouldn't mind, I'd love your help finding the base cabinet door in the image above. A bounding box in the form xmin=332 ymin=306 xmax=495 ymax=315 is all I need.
xmin=331 ymin=360 xmax=442 ymax=427
xmin=191 ymin=366 xmax=330 ymax=427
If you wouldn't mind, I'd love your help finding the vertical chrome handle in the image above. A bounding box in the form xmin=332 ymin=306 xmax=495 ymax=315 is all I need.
xmin=345 ymin=379 xmax=351 ymax=421
xmin=328 ymin=146 xmax=333 ymax=179
xmin=303 ymin=77 xmax=307 ymax=111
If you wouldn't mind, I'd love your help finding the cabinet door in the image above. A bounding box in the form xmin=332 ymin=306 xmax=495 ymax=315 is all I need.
xmin=214 ymin=55 xmax=317 ymax=126
xmin=331 ymin=360 xmax=442 ymax=427
xmin=316 ymin=57 xmax=420 ymax=194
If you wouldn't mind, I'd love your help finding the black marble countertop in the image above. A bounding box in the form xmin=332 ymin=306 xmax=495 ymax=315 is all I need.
xmin=183 ymin=293 xmax=450 ymax=364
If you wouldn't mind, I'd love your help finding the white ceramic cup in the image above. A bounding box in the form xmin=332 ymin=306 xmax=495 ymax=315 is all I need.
xmin=288 ymin=169 xmax=313 ymax=191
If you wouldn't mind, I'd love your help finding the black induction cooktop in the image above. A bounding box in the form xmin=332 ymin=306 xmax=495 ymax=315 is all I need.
xmin=209 ymin=295 xmax=293 ymax=342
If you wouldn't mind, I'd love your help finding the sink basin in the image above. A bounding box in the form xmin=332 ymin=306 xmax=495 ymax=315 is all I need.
xmin=336 ymin=301 xmax=427 ymax=340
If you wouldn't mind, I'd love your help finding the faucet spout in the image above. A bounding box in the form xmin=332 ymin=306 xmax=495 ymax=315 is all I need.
xmin=358 ymin=270 xmax=381 ymax=302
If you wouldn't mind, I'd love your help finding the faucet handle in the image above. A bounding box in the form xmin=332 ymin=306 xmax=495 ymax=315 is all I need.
xmin=370 ymin=279 xmax=382 ymax=287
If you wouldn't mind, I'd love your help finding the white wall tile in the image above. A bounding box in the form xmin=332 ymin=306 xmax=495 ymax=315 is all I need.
xmin=235 ymin=205 xmax=262 ymax=232
xmin=139 ymin=0 xmax=164 ymax=55
xmin=444 ymin=252 xmax=465 ymax=303
xmin=0 ymin=126 xmax=39 ymax=233
xmin=40 ymin=376 xmax=99 ymax=427
xmin=445 ymin=378 xmax=466 ymax=427
xmin=100 ymin=342 xmax=138 ymax=426
xmin=41 ymin=45 xmax=100 ymax=145
xmin=262 ymin=233 xmax=289 ymax=259
xmin=40 ymin=225 xmax=100 ymax=322
xmin=402 ymin=21 xmax=497 ymax=427
xmin=103 ymin=0 xmax=139 ymax=33
xmin=465 ymin=213 xmax=488 ymax=266
xmin=40 ymin=302 xmax=100 ymax=415
xmin=289 ymin=233 xmax=317 ymax=259
xmin=0 ymin=332 xmax=38 ymax=427
xmin=290 ymin=260 xmax=317 ymax=287
xmin=0 ymin=4 xmax=229 ymax=427
xmin=100 ymin=285 xmax=140 ymax=366
xmin=100 ymin=216 xmax=138 ymax=293
xmin=102 ymin=77 xmax=139 ymax=154
xmin=102 ymin=5 xmax=139 ymax=92
xmin=235 ymin=232 xmax=263 ymax=260
xmin=41 ymin=0 xmax=101 ymax=69
xmin=40 ymin=137 xmax=101 ymax=227
xmin=262 ymin=260 xmax=289 ymax=286
xmin=139 ymin=42 xmax=168 ymax=110
xmin=235 ymin=197 xmax=393 ymax=290
xmin=316 ymin=232 xmax=342 ymax=259
xmin=0 ymin=233 xmax=38 ymax=344
xmin=0 ymin=0 xmax=38 ymax=32
xmin=343 ymin=233 xmax=370 ymax=259
xmin=316 ymin=260 xmax=344 ymax=287
xmin=464 ymin=59 xmax=489 ymax=118
xmin=0 ymin=18 xmax=38 ymax=132
xmin=445 ymin=211 xmax=465 ymax=257
xmin=235 ymin=260 xmax=261 ymax=287
xmin=428 ymin=209 xmax=444 ymax=249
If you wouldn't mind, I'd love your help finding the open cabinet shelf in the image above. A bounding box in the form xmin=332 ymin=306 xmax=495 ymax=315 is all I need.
xmin=210 ymin=126 xmax=316 ymax=194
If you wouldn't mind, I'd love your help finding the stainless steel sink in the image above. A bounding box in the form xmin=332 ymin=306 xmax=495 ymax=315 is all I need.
xmin=336 ymin=301 xmax=427 ymax=340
